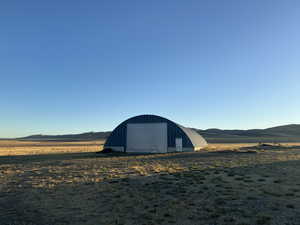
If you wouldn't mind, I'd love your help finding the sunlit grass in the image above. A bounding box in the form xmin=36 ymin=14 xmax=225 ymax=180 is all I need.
xmin=1 ymin=142 xmax=300 ymax=224
xmin=0 ymin=140 xmax=104 ymax=156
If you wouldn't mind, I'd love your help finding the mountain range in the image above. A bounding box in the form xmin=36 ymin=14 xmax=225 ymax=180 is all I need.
xmin=17 ymin=124 xmax=300 ymax=143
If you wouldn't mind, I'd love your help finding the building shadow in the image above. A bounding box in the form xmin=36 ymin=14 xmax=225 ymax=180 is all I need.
xmin=1 ymin=154 xmax=300 ymax=225
xmin=0 ymin=148 xmax=263 ymax=165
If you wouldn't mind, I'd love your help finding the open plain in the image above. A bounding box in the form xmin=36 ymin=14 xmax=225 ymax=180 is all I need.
xmin=1 ymin=140 xmax=300 ymax=225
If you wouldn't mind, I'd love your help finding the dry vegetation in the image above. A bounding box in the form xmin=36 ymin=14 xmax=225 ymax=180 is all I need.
xmin=1 ymin=141 xmax=300 ymax=225
xmin=0 ymin=140 xmax=104 ymax=156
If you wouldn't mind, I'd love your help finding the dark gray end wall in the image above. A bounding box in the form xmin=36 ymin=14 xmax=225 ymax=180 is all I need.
xmin=105 ymin=115 xmax=193 ymax=149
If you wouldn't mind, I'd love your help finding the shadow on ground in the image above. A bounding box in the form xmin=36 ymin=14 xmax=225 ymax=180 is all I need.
xmin=0 ymin=145 xmax=272 ymax=165
xmin=240 ymin=144 xmax=300 ymax=151
xmin=1 ymin=149 xmax=300 ymax=225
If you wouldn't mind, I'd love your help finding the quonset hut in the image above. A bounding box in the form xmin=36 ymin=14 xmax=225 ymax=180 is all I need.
xmin=104 ymin=115 xmax=207 ymax=153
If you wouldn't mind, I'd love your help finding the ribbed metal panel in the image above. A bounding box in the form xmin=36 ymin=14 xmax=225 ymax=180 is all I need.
xmin=104 ymin=115 xmax=207 ymax=151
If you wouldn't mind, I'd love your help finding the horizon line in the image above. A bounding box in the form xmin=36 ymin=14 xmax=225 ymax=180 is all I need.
xmin=1 ymin=123 xmax=298 ymax=139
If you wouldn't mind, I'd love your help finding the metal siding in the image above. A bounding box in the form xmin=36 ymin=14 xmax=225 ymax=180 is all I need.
xmin=104 ymin=115 xmax=206 ymax=151
xmin=178 ymin=126 xmax=208 ymax=148
xmin=167 ymin=122 xmax=193 ymax=147
xmin=126 ymin=123 xmax=167 ymax=153
xmin=104 ymin=123 xmax=126 ymax=147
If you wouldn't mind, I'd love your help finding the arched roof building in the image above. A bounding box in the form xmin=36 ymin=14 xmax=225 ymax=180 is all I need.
xmin=104 ymin=115 xmax=207 ymax=153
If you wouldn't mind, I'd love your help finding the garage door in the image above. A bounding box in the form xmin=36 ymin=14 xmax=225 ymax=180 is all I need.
xmin=126 ymin=123 xmax=167 ymax=153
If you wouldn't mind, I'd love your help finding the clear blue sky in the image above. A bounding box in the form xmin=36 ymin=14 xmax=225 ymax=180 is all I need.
xmin=1 ymin=0 xmax=300 ymax=138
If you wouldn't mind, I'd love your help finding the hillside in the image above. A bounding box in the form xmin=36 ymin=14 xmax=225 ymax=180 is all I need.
xmin=18 ymin=132 xmax=111 ymax=141
xmin=197 ymin=124 xmax=300 ymax=143
xmin=197 ymin=124 xmax=300 ymax=138
xmin=17 ymin=124 xmax=300 ymax=143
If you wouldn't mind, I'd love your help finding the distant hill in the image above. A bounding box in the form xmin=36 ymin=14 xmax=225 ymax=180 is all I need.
xmin=17 ymin=124 xmax=300 ymax=143
xmin=197 ymin=124 xmax=300 ymax=143
xmin=18 ymin=132 xmax=111 ymax=142
xmin=197 ymin=124 xmax=300 ymax=138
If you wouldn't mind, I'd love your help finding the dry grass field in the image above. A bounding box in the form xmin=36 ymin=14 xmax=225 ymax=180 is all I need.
xmin=1 ymin=140 xmax=300 ymax=225
xmin=0 ymin=140 xmax=104 ymax=156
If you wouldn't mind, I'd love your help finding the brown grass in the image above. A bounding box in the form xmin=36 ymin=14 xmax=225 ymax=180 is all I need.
xmin=1 ymin=141 xmax=300 ymax=225
xmin=0 ymin=140 xmax=104 ymax=156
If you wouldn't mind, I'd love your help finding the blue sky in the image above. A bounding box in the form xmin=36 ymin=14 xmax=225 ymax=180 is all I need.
xmin=1 ymin=0 xmax=300 ymax=138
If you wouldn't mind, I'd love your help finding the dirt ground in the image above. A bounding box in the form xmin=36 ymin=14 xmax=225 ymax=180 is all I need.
xmin=1 ymin=141 xmax=300 ymax=225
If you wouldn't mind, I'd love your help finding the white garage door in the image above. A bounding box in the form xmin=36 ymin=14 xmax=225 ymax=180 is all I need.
xmin=126 ymin=123 xmax=167 ymax=153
